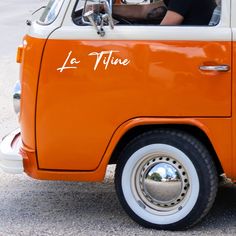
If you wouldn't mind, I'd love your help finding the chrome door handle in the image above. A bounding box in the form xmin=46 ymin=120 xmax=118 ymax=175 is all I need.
xmin=199 ymin=65 xmax=230 ymax=72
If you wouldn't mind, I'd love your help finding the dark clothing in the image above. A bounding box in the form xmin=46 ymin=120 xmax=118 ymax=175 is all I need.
xmin=163 ymin=0 xmax=216 ymax=25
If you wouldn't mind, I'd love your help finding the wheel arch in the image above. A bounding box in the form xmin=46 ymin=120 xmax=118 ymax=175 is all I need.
xmin=109 ymin=124 xmax=224 ymax=176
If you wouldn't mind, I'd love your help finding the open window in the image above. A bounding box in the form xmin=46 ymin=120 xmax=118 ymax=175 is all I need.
xmin=112 ymin=0 xmax=167 ymax=25
xmin=72 ymin=0 xmax=221 ymax=27
xmin=72 ymin=0 xmax=167 ymax=26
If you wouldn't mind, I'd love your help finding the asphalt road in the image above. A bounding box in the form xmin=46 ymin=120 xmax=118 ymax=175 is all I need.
xmin=0 ymin=1 xmax=236 ymax=235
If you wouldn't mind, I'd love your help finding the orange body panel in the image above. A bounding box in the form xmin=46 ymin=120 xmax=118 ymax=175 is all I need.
xmin=23 ymin=117 xmax=232 ymax=181
xmin=19 ymin=36 xmax=46 ymax=151
xmin=232 ymin=42 xmax=236 ymax=179
xmin=20 ymin=36 xmax=235 ymax=181
xmin=36 ymin=39 xmax=231 ymax=170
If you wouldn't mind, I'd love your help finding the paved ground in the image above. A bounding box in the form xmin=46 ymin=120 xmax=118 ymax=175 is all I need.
xmin=0 ymin=1 xmax=236 ymax=235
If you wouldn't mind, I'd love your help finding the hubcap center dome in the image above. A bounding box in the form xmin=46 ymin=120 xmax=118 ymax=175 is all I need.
xmin=143 ymin=163 xmax=182 ymax=203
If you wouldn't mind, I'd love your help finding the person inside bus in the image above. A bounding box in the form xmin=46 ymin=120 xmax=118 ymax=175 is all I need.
xmin=160 ymin=0 xmax=216 ymax=25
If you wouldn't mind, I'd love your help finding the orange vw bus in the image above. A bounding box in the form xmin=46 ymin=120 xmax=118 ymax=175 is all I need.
xmin=0 ymin=0 xmax=235 ymax=230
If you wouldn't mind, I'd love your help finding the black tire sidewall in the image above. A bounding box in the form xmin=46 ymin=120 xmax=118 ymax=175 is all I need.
xmin=115 ymin=129 xmax=218 ymax=230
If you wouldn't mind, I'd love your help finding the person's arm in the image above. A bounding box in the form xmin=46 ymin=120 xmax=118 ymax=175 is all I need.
xmin=160 ymin=10 xmax=184 ymax=25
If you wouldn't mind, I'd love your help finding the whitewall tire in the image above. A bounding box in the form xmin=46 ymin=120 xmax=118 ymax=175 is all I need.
xmin=115 ymin=129 xmax=218 ymax=230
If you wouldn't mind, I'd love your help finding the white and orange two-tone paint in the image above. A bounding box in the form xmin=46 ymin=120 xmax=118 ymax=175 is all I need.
xmin=1 ymin=0 xmax=235 ymax=230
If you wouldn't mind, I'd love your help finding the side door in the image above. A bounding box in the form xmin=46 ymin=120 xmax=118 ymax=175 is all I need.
xmin=232 ymin=0 xmax=236 ymax=180
xmin=36 ymin=0 xmax=232 ymax=171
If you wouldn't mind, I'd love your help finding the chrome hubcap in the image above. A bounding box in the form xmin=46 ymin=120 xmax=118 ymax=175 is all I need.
xmin=135 ymin=155 xmax=189 ymax=211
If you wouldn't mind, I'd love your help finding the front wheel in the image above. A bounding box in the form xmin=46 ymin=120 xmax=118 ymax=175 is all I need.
xmin=115 ymin=129 xmax=218 ymax=230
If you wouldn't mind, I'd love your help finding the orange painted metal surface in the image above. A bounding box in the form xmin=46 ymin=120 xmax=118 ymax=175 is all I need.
xmin=19 ymin=35 xmax=46 ymax=152
xmin=232 ymin=41 xmax=236 ymax=180
xmin=19 ymin=36 xmax=235 ymax=180
xmin=22 ymin=117 xmax=232 ymax=181
xmin=36 ymin=39 xmax=231 ymax=170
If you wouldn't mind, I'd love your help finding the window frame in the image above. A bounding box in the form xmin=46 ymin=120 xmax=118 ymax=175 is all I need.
xmin=38 ymin=0 xmax=65 ymax=26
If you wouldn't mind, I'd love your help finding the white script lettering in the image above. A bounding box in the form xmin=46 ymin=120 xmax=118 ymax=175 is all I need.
xmin=57 ymin=51 xmax=80 ymax=73
xmin=88 ymin=50 xmax=130 ymax=71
